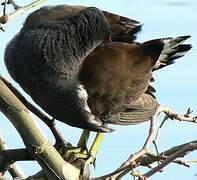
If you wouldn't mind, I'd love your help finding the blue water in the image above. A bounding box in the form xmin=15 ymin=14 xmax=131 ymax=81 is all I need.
xmin=0 ymin=0 xmax=197 ymax=179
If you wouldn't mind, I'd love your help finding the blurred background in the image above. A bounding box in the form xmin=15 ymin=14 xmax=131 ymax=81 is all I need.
xmin=0 ymin=0 xmax=197 ymax=179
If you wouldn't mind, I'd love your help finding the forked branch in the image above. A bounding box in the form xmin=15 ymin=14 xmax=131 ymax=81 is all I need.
xmin=0 ymin=78 xmax=80 ymax=179
xmin=93 ymin=106 xmax=197 ymax=180
xmin=0 ymin=132 xmax=25 ymax=178
xmin=0 ymin=0 xmax=47 ymax=30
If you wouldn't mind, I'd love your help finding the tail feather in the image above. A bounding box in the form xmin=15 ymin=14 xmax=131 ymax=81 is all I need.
xmin=153 ymin=35 xmax=192 ymax=70
xmin=144 ymin=35 xmax=191 ymax=98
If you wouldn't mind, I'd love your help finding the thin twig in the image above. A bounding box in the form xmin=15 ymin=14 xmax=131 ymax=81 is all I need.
xmin=116 ymin=107 xmax=160 ymax=179
xmin=1 ymin=0 xmax=21 ymax=10
xmin=143 ymin=143 xmax=197 ymax=178
xmin=184 ymin=159 xmax=197 ymax=164
xmin=139 ymin=153 xmax=190 ymax=168
xmin=93 ymin=106 xmax=197 ymax=179
xmin=152 ymin=115 xmax=168 ymax=167
xmin=0 ymin=131 xmax=25 ymax=178
xmin=162 ymin=106 xmax=197 ymax=123
xmin=173 ymin=159 xmax=190 ymax=168
xmin=3 ymin=0 xmax=8 ymax=15
xmin=0 ymin=0 xmax=47 ymax=25
xmin=153 ymin=115 xmax=168 ymax=153
xmin=93 ymin=106 xmax=161 ymax=180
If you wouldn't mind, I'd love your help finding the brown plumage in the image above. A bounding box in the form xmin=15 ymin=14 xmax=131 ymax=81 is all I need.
xmin=79 ymin=42 xmax=157 ymax=125
xmin=4 ymin=5 xmax=191 ymax=132
xmin=79 ymin=38 xmax=192 ymax=125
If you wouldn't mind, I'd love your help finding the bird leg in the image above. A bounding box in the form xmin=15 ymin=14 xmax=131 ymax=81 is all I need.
xmin=73 ymin=131 xmax=103 ymax=164
xmin=77 ymin=129 xmax=90 ymax=151
xmin=89 ymin=132 xmax=104 ymax=160
xmin=60 ymin=131 xmax=103 ymax=173
xmin=78 ymin=132 xmax=104 ymax=177
xmin=85 ymin=132 xmax=104 ymax=167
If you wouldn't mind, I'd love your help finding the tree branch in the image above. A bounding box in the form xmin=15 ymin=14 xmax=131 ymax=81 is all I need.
xmin=0 ymin=148 xmax=34 ymax=174
xmin=93 ymin=106 xmax=197 ymax=180
xmin=0 ymin=132 xmax=25 ymax=178
xmin=0 ymin=0 xmax=47 ymax=29
xmin=0 ymin=75 xmax=66 ymax=147
xmin=161 ymin=106 xmax=197 ymax=123
xmin=0 ymin=78 xmax=80 ymax=179
xmin=1 ymin=0 xmax=21 ymax=10
xmin=143 ymin=142 xmax=197 ymax=178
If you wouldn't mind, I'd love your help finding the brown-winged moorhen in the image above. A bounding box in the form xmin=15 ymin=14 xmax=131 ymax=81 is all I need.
xmin=4 ymin=5 xmax=191 ymax=165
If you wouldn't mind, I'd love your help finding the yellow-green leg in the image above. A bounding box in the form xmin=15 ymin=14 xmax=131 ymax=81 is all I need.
xmin=77 ymin=129 xmax=90 ymax=150
xmin=85 ymin=132 xmax=104 ymax=165
xmin=61 ymin=130 xmax=104 ymax=166
xmin=89 ymin=132 xmax=103 ymax=157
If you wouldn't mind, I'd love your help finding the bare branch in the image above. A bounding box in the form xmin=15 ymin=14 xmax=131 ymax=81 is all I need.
xmin=1 ymin=0 xmax=21 ymax=10
xmin=0 ymin=78 xmax=80 ymax=179
xmin=0 ymin=75 xmax=66 ymax=147
xmin=143 ymin=142 xmax=197 ymax=178
xmin=93 ymin=106 xmax=197 ymax=179
xmin=184 ymin=159 xmax=197 ymax=164
xmin=92 ymin=107 xmax=160 ymax=180
xmin=2 ymin=0 xmax=8 ymax=15
xmin=0 ymin=148 xmax=34 ymax=174
xmin=161 ymin=106 xmax=197 ymax=123
xmin=0 ymin=131 xmax=25 ymax=178
xmin=0 ymin=0 xmax=47 ymax=30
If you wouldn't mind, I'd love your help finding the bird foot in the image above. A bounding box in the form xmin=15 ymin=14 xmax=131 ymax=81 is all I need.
xmin=59 ymin=143 xmax=96 ymax=163
xmin=59 ymin=144 xmax=96 ymax=177
xmin=59 ymin=144 xmax=88 ymax=162
xmin=67 ymin=148 xmax=96 ymax=166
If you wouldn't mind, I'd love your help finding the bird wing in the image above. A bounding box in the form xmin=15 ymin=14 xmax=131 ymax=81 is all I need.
xmin=79 ymin=35 xmax=191 ymax=126
xmin=23 ymin=5 xmax=141 ymax=42
xmin=79 ymin=42 xmax=159 ymax=125
xmin=102 ymin=11 xmax=142 ymax=42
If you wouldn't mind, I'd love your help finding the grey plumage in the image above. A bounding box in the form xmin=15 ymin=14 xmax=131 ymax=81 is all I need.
xmin=5 ymin=6 xmax=111 ymax=132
